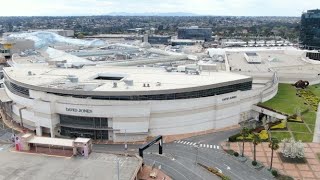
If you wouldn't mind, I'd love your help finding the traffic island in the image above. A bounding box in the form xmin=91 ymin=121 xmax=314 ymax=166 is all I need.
xmin=137 ymin=165 xmax=172 ymax=180
xmin=197 ymin=163 xmax=231 ymax=180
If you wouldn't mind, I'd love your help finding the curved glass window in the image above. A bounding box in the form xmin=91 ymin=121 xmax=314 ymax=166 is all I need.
xmin=4 ymin=80 xmax=30 ymax=98
xmin=49 ymin=81 xmax=252 ymax=101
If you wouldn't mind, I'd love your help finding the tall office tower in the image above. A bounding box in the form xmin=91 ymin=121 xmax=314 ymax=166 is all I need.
xmin=300 ymin=9 xmax=320 ymax=50
xmin=178 ymin=26 xmax=212 ymax=41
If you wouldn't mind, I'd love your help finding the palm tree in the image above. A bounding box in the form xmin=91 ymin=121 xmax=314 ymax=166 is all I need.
xmin=269 ymin=138 xmax=280 ymax=170
xmin=252 ymin=132 xmax=262 ymax=162
xmin=241 ymin=127 xmax=250 ymax=157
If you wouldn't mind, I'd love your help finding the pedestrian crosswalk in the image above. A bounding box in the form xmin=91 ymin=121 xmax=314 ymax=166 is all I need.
xmin=174 ymin=140 xmax=220 ymax=150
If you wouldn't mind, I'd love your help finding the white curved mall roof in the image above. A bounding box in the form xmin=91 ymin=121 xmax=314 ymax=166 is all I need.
xmin=4 ymin=66 xmax=251 ymax=95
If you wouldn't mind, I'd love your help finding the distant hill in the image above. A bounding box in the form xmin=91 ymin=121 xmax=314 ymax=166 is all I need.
xmin=107 ymin=12 xmax=199 ymax=16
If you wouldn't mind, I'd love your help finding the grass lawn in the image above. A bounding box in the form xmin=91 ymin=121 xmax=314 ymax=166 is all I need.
xmin=292 ymin=132 xmax=313 ymax=142
xmin=308 ymin=84 xmax=320 ymax=97
xmin=302 ymin=111 xmax=316 ymax=125
xmin=261 ymin=84 xmax=308 ymax=115
xmin=288 ymin=122 xmax=310 ymax=133
xmin=270 ymin=131 xmax=292 ymax=141
xmin=308 ymin=125 xmax=315 ymax=133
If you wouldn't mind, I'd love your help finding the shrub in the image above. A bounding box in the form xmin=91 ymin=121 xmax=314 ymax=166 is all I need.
xmin=228 ymin=133 xmax=241 ymax=142
xmin=270 ymin=120 xmax=287 ymax=130
xmin=234 ymin=152 xmax=239 ymax=157
xmin=259 ymin=130 xmax=269 ymax=140
xmin=252 ymin=161 xmax=257 ymax=166
xmin=222 ymin=176 xmax=231 ymax=180
xmin=225 ymin=149 xmax=234 ymax=155
xmin=271 ymin=170 xmax=278 ymax=177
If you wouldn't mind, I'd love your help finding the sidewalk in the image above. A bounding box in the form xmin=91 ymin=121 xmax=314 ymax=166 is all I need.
xmin=94 ymin=125 xmax=240 ymax=145
xmin=222 ymin=142 xmax=320 ymax=180
xmin=0 ymin=110 xmax=25 ymax=133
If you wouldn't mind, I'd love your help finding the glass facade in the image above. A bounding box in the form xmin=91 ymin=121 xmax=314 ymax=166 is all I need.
xmin=300 ymin=9 xmax=320 ymax=50
xmin=4 ymin=80 xmax=30 ymax=98
xmin=178 ymin=27 xmax=212 ymax=41
xmin=306 ymin=52 xmax=320 ymax=61
xmin=147 ymin=36 xmax=171 ymax=44
xmin=49 ymin=81 xmax=252 ymax=101
xmin=59 ymin=114 xmax=109 ymax=140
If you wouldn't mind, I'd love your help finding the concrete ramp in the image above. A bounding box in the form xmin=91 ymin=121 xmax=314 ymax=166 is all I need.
xmin=252 ymin=105 xmax=287 ymax=120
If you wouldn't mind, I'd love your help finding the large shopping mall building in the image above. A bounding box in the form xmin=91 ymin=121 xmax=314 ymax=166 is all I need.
xmin=0 ymin=65 xmax=278 ymax=142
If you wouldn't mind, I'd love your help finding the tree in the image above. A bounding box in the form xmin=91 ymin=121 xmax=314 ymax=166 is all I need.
xmin=269 ymin=138 xmax=280 ymax=170
xmin=241 ymin=127 xmax=250 ymax=157
xmin=281 ymin=138 xmax=305 ymax=159
xmin=252 ymin=132 xmax=262 ymax=162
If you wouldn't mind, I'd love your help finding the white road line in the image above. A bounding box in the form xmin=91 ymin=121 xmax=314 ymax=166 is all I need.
xmin=206 ymin=144 xmax=209 ymax=148
xmin=214 ymin=145 xmax=216 ymax=149
xmin=200 ymin=144 xmax=203 ymax=147
xmin=186 ymin=142 xmax=190 ymax=145
xmin=210 ymin=145 xmax=213 ymax=148
xmin=217 ymin=146 xmax=220 ymax=149
xmin=183 ymin=141 xmax=187 ymax=144
xmin=192 ymin=143 xmax=196 ymax=146
xmin=177 ymin=140 xmax=181 ymax=143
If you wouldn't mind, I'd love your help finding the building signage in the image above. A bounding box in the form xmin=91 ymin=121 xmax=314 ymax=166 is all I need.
xmin=222 ymin=96 xmax=237 ymax=101
xmin=66 ymin=108 xmax=92 ymax=113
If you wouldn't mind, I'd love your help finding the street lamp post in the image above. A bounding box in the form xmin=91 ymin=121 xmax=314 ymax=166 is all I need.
xmin=124 ymin=129 xmax=127 ymax=154
xmin=117 ymin=158 xmax=120 ymax=180
xmin=195 ymin=143 xmax=199 ymax=165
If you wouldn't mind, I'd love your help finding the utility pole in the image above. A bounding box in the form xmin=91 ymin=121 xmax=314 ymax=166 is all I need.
xmin=117 ymin=158 xmax=120 ymax=180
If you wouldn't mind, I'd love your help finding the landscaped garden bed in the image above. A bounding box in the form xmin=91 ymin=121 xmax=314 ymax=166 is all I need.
xmin=258 ymin=83 xmax=318 ymax=143
xmin=229 ymin=129 xmax=269 ymax=142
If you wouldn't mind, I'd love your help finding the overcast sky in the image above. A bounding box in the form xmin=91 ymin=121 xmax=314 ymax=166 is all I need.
xmin=1 ymin=0 xmax=319 ymax=16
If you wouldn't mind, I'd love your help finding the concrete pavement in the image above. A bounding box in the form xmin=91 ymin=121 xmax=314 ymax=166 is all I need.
xmin=92 ymin=128 xmax=274 ymax=180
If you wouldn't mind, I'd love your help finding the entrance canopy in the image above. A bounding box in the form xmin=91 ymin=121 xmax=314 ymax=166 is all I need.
xmin=0 ymin=88 xmax=12 ymax=103
xmin=27 ymin=136 xmax=74 ymax=147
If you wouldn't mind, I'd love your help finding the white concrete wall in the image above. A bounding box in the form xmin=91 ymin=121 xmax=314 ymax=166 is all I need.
xmin=4 ymin=79 xmax=279 ymax=141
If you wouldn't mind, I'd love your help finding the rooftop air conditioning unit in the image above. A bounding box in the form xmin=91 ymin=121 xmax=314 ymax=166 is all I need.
xmin=123 ymin=79 xmax=134 ymax=86
xmin=113 ymin=82 xmax=118 ymax=88
xmin=67 ymin=75 xmax=78 ymax=83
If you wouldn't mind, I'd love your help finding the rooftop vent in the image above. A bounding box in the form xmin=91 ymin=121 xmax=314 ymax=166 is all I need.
xmin=67 ymin=75 xmax=78 ymax=83
xmin=94 ymin=73 xmax=124 ymax=81
xmin=113 ymin=82 xmax=118 ymax=88
xmin=124 ymin=79 xmax=134 ymax=86
xmin=28 ymin=71 xmax=32 ymax=76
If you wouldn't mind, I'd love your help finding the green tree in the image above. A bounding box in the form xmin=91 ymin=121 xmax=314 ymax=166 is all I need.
xmin=241 ymin=127 xmax=250 ymax=157
xmin=269 ymin=138 xmax=280 ymax=170
xmin=252 ymin=132 xmax=262 ymax=162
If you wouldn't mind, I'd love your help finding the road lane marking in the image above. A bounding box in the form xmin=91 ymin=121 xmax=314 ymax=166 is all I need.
xmin=224 ymin=164 xmax=231 ymax=170
xmin=210 ymin=145 xmax=213 ymax=148
xmin=214 ymin=145 xmax=216 ymax=149
xmin=217 ymin=146 xmax=220 ymax=149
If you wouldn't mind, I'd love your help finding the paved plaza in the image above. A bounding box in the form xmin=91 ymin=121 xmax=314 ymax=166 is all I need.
xmin=0 ymin=148 xmax=142 ymax=180
xmin=224 ymin=142 xmax=320 ymax=180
